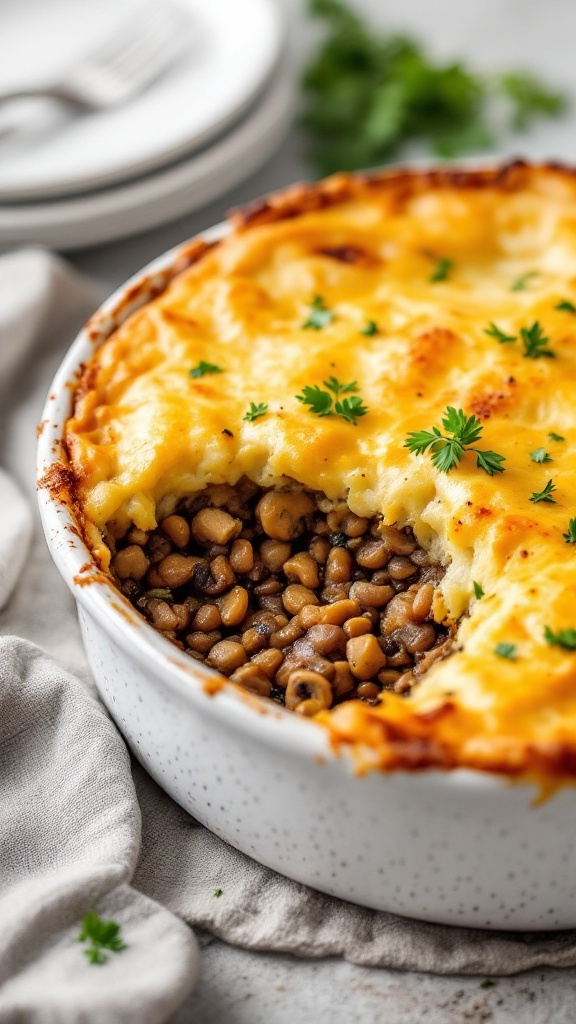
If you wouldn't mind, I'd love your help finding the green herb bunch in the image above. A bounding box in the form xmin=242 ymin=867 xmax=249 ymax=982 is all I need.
xmin=302 ymin=0 xmax=567 ymax=175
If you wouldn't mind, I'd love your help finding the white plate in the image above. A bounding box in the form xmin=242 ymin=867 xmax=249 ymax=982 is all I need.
xmin=0 ymin=59 xmax=294 ymax=250
xmin=0 ymin=0 xmax=282 ymax=200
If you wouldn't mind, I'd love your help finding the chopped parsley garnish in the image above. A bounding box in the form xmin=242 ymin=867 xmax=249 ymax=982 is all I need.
xmin=555 ymin=300 xmax=576 ymax=313
xmin=511 ymin=270 xmax=540 ymax=292
xmin=544 ymin=626 xmax=576 ymax=651
xmin=473 ymin=581 xmax=484 ymax=599
xmin=189 ymin=361 xmax=223 ymax=378
xmin=480 ymin=978 xmax=497 ymax=989
xmin=430 ymin=256 xmax=453 ymax=283
xmin=361 ymin=319 xmax=379 ymax=336
xmin=78 ymin=912 xmax=126 ymax=965
xmin=214 ymin=888 xmax=224 ymax=898
xmin=296 ymin=376 xmax=368 ymax=425
xmin=520 ymin=321 xmax=555 ymax=359
xmin=529 ymin=479 xmax=557 ymax=504
xmin=484 ymin=322 xmax=516 ymax=344
xmin=404 ymin=406 xmax=506 ymax=476
xmin=494 ymin=642 xmax=518 ymax=660
xmin=530 ymin=447 xmax=552 ymax=464
xmin=302 ymin=0 xmax=566 ymax=176
xmin=302 ymin=294 xmax=335 ymax=330
xmin=563 ymin=518 xmax=576 ymax=544
xmin=549 ymin=431 xmax=565 ymax=442
xmin=243 ymin=402 xmax=268 ymax=423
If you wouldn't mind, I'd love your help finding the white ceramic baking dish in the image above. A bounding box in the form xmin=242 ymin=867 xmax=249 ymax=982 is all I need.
xmin=37 ymin=218 xmax=576 ymax=931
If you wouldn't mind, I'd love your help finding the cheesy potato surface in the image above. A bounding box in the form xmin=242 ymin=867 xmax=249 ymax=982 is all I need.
xmin=66 ymin=163 xmax=576 ymax=776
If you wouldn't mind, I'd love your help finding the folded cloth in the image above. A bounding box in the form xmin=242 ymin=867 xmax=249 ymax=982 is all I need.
xmin=0 ymin=638 xmax=199 ymax=1024
xmin=3 ymin=249 xmax=576 ymax=1023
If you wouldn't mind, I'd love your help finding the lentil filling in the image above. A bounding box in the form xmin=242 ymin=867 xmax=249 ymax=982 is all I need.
xmin=110 ymin=480 xmax=455 ymax=715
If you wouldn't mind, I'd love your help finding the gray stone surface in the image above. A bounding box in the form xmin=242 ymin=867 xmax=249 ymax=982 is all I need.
xmin=64 ymin=0 xmax=576 ymax=1018
xmin=170 ymin=934 xmax=576 ymax=1023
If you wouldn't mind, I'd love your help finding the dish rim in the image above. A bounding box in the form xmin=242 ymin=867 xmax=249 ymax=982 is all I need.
xmin=36 ymin=174 xmax=527 ymax=794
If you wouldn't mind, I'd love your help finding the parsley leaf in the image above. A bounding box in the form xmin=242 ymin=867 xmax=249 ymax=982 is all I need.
xmin=361 ymin=319 xmax=379 ymax=336
xmin=334 ymin=395 xmax=368 ymax=423
xmin=544 ymin=626 xmax=576 ymax=651
xmin=78 ymin=912 xmax=126 ymax=966
xmin=530 ymin=448 xmax=552 ymax=464
xmin=499 ymin=73 xmax=567 ymax=130
xmin=296 ymin=377 xmax=368 ymax=425
xmin=494 ymin=642 xmax=517 ymax=660
xmin=520 ymin=321 xmax=555 ymax=359
xmin=511 ymin=270 xmax=540 ymax=292
xmin=303 ymin=294 xmax=335 ymax=330
xmin=430 ymin=257 xmax=453 ymax=283
xmin=529 ymin=479 xmax=557 ymax=504
xmin=555 ymin=300 xmax=576 ymax=313
xmin=243 ymin=402 xmax=268 ymax=423
xmin=473 ymin=581 xmax=484 ymax=599
xmin=404 ymin=406 xmax=506 ymax=476
xmin=480 ymin=978 xmax=498 ymax=989
xmin=296 ymin=384 xmax=333 ymax=417
xmin=563 ymin=518 xmax=576 ymax=544
xmin=484 ymin=322 xmax=517 ymax=344
xmin=302 ymin=0 xmax=567 ymax=175
xmin=214 ymin=888 xmax=224 ymax=898
xmin=549 ymin=431 xmax=565 ymax=442
xmin=189 ymin=361 xmax=223 ymax=378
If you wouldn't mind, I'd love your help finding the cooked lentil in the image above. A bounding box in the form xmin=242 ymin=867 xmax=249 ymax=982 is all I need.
xmin=113 ymin=481 xmax=455 ymax=713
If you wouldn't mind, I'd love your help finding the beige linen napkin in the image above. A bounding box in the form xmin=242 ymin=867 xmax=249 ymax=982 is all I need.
xmin=3 ymin=250 xmax=576 ymax=1021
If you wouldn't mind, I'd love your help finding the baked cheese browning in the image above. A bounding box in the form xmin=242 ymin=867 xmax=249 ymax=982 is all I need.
xmin=65 ymin=162 xmax=576 ymax=777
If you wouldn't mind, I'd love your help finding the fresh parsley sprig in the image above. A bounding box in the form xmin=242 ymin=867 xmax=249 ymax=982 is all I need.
xmin=484 ymin=319 xmax=555 ymax=359
xmin=430 ymin=256 xmax=453 ymax=283
xmin=302 ymin=294 xmax=335 ymax=330
xmin=494 ymin=642 xmax=517 ymax=660
xmin=511 ymin=270 xmax=540 ymax=292
xmin=361 ymin=319 xmax=379 ymax=336
xmin=520 ymin=321 xmax=555 ymax=359
xmin=297 ymin=377 xmax=368 ymax=425
xmin=404 ymin=406 xmax=506 ymax=476
xmin=243 ymin=402 xmax=268 ymax=423
xmin=563 ymin=518 xmax=576 ymax=544
xmin=78 ymin=912 xmax=126 ymax=966
xmin=530 ymin=448 xmax=552 ymax=464
xmin=529 ymin=479 xmax=557 ymax=504
xmin=484 ymin=322 xmax=516 ymax=344
xmin=189 ymin=361 xmax=223 ymax=378
xmin=544 ymin=626 xmax=576 ymax=651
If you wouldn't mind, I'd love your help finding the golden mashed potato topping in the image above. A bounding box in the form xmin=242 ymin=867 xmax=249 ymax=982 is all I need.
xmin=66 ymin=162 xmax=576 ymax=778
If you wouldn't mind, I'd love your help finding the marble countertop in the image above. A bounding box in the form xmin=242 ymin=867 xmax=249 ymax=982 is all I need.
xmin=66 ymin=0 xmax=576 ymax=1018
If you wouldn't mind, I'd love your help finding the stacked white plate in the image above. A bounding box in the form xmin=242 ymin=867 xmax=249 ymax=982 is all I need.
xmin=0 ymin=0 xmax=293 ymax=249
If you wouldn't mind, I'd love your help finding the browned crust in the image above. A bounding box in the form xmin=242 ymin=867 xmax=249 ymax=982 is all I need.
xmin=231 ymin=160 xmax=576 ymax=231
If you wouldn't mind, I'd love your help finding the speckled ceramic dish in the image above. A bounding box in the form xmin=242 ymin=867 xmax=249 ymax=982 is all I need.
xmin=37 ymin=219 xmax=576 ymax=931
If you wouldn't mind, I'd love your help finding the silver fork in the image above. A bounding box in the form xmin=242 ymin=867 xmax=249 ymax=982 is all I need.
xmin=0 ymin=1 xmax=192 ymax=112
